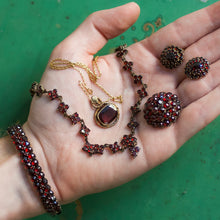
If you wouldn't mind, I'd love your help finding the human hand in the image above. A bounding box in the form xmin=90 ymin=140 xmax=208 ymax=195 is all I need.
xmin=23 ymin=1 xmax=220 ymax=205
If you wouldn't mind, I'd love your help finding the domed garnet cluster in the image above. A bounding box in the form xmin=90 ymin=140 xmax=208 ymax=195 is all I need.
xmin=144 ymin=92 xmax=181 ymax=128
xmin=185 ymin=57 xmax=210 ymax=79
xmin=160 ymin=45 xmax=184 ymax=69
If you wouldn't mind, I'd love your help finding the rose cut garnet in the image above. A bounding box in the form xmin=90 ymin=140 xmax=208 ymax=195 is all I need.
xmin=95 ymin=103 xmax=119 ymax=128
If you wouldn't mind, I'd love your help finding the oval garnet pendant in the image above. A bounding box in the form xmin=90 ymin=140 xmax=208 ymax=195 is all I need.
xmin=90 ymin=96 xmax=120 ymax=128
xmin=94 ymin=103 xmax=119 ymax=128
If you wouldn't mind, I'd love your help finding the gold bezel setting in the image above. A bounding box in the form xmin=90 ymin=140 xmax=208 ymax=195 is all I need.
xmin=94 ymin=102 xmax=119 ymax=128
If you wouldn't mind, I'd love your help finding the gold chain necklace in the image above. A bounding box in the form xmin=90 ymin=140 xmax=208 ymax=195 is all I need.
xmin=49 ymin=57 xmax=122 ymax=128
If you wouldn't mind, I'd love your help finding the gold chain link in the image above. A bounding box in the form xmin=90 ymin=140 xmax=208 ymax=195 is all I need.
xmin=49 ymin=57 xmax=123 ymax=103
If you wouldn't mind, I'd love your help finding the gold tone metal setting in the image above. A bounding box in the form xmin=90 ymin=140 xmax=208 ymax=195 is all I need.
xmin=94 ymin=102 xmax=119 ymax=128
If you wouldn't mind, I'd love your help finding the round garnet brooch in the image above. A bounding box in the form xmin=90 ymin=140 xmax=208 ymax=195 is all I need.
xmin=143 ymin=92 xmax=181 ymax=128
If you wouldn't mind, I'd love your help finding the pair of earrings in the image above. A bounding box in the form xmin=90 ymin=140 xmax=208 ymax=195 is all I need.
xmin=160 ymin=45 xmax=210 ymax=79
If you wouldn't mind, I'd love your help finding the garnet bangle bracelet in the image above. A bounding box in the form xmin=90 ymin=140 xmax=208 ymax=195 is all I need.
xmin=7 ymin=124 xmax=62 ymax=216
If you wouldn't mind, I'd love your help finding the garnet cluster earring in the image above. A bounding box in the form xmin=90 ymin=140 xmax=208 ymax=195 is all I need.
xmin=160 ymin=45 xmax=184 ymax=69
xmin=185 ymin=57 xmax=209 ymax=79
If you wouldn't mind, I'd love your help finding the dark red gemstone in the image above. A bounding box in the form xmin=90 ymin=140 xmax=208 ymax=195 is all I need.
xmin=96 ymin=103 xmax=119 ymax=127
xmin=166 ymin=52 xmax=175 ymax=61
xmin=193 ymin=62 xmax=202 ymax=69
xmin=99 ymin=105 xmax=117 ymax=124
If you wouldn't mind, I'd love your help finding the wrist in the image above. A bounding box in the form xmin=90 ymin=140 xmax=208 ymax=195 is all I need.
xmin=0 ymin=123 xmax=62 ymax=219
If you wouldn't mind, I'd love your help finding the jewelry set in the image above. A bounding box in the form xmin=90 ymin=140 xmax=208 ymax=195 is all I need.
xmin=7 ymin=44 xmax=210 ymax=215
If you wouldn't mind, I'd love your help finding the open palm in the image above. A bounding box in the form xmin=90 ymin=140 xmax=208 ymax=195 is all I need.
xmin=23 ymin=2 xmax=220 ymax=204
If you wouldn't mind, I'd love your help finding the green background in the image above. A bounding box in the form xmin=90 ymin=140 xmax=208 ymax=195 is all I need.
xmin=0 ymin=0 xmax=220 ymax=219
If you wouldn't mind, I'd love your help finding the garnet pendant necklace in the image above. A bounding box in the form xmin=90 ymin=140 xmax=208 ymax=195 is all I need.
xmin=33 ymin=44 xmax=147 ymax=158
xmin=91 ymin=96 xmax=119 ymax=128
xmin=49 ymin=57 xmax=122 ymax=128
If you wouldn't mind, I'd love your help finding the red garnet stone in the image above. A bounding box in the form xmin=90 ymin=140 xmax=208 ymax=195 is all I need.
xmin=95 ymin=103 xmax=119 ymax=128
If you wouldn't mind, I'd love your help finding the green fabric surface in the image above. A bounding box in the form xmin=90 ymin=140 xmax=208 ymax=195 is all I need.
xmin=0 ymin=0 xmax=219 ymax=219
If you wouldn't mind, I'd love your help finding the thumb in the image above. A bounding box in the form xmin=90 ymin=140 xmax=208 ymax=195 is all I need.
xmin=52 ymin=2 xmax=140 ymax=57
